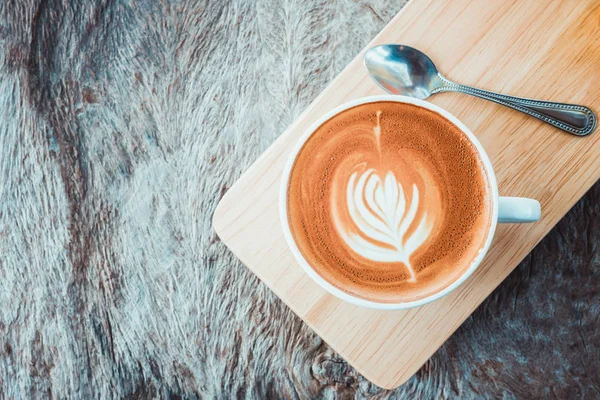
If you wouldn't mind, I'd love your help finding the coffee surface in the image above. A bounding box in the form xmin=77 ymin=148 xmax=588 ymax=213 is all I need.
xmin=286 ymin=101 xmax=492 ymax=303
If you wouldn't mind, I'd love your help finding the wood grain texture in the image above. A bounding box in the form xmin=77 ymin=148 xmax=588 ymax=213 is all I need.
xmin=214 ymin=0 xmax=600 ymax=390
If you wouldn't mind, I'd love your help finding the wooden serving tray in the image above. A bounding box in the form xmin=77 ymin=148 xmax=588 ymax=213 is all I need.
xmin=213 ymin=0 xmax=600 ymax=389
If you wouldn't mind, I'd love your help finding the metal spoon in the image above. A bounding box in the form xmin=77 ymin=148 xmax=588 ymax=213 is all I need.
xmin=364 ymin=44 xmax=596 ymax=136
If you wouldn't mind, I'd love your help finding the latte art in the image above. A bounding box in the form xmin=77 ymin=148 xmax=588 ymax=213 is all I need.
xmin=328 ymin=109 xmax=440 ymax=282
xmin=333 ymin=169 xmax=432 ymax=281
xmin=286 ymin=101 xmax=492 ymax=303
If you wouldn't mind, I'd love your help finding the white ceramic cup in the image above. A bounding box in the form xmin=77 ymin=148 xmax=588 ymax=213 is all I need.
xmin=280 ymin=95 xmax=541 ymax=310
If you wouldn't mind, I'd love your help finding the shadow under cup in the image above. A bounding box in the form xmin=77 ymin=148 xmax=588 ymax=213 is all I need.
xmin=280 ymin=96 xmax=499 ymax=310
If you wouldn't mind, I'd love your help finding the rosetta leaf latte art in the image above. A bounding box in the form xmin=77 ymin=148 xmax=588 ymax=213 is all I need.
xmin=334 ymin=169 xmax=432 ymax=282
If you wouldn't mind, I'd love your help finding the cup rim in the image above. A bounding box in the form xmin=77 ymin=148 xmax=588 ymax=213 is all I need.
xmin=279 ymin=95 xmax=499 ymax=310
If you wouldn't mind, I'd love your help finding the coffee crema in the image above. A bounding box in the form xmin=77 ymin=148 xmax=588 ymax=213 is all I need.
xmin=286 ymin=101 xmax=492 ymax=303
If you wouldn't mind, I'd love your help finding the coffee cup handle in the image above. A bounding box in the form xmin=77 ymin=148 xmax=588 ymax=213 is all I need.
xmin=498 ymin=197 xmax=541 ymax=223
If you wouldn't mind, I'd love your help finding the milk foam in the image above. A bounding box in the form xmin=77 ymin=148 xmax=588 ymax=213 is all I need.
xmin=332 ymin=169 xmax=432 ymax=282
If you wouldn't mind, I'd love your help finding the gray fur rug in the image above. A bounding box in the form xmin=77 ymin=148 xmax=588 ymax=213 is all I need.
xmin=1 ymin=0 xmax=599 ymax=398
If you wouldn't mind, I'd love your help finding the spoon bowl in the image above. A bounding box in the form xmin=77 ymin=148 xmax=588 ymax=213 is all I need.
xmin=364 ymin=44 xmax=442 ymax=99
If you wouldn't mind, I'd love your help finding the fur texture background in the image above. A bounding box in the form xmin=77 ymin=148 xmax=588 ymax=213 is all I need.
xmin=1 ymin=0 xmax=599 ymax=398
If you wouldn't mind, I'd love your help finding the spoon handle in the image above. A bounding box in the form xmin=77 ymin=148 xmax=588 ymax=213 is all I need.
xmin=436 ymin=76 xmax=596 ymax=136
